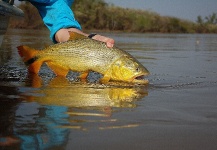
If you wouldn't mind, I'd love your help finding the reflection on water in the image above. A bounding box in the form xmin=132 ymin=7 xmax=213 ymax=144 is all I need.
xmin=1 ymin=29 xmax=217 ymax=150
xmin=24 ymin=74 xmax=147 ymax=108
xmin=0 ymin=74 xmax=147 ymax=149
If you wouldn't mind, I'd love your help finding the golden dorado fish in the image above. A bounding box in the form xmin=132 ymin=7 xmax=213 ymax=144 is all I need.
xmin=17 ymin=32 xmax=149 ymax=84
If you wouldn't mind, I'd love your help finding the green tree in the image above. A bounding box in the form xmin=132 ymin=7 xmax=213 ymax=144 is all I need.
xmin=205 ymin=13 xmax=217 ymax=24
xmin=197 ymin=15 xmax=204 ymax=24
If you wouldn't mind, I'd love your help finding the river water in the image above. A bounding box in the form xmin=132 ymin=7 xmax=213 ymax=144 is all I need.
xmin=0 ymin=29 xmax=217 ymax=150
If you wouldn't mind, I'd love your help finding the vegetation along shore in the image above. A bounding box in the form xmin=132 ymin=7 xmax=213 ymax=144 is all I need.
xmin=9 ymin=0 xmax=217 ymax=33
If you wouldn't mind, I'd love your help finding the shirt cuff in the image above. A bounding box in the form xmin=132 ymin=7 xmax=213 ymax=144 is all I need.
xmin=30 ymin=0 xmax=81 ymax=43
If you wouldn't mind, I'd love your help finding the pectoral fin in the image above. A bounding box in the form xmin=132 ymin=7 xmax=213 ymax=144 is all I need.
xmin=46 ymin=62 xmax=69 ymax=77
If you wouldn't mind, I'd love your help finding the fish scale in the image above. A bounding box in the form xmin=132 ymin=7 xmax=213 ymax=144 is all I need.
xmin=41 ymin=38 xmax=124 ymax=73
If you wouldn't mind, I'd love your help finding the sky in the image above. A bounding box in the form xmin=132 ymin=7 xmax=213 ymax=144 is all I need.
xmin=104 ymin=0 xmax=217 ymax=22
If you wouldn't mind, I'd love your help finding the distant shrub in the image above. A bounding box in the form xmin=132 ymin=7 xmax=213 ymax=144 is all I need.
xmin=9 ymin=0 xmax=217 ymax=33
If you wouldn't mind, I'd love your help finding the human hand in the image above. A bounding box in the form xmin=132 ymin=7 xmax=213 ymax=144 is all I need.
xmin=55 ymin=28 xmax=115 ymax=48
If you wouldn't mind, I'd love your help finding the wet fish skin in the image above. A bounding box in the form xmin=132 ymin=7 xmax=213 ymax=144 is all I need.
xmin=17 ymin=32 xmax=149 ymax=84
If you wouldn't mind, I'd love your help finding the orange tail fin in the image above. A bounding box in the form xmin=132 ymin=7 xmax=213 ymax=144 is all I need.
xmin=17 ymin=46 xmax=43 ymax=74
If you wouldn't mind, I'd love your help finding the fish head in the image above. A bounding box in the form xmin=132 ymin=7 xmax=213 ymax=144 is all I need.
xmin=110 ymin=56 xmax=149 ymax=84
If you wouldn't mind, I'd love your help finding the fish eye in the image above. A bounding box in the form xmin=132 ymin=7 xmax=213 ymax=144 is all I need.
xmin=136 ymin=67 xmax=140 ymax=72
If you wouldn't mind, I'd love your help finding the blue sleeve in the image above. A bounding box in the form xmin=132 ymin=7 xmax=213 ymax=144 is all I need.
xmin=29 ymin=0 xmax=81 ymax=43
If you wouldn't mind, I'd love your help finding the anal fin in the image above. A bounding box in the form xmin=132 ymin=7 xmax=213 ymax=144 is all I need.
xmin=46 ymin=62 xmax=69 ymax=77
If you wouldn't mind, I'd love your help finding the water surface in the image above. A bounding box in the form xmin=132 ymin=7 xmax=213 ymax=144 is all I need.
xmin=0 ymin=29 xmax=217 ymax=150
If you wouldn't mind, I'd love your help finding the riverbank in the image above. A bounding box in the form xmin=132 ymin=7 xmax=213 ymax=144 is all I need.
xmin=9 ymin=0 xmax=217 ymax=33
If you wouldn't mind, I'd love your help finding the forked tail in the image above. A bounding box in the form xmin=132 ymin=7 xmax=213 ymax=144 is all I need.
xmin=17 ymin=45 xmax=42 ymax=74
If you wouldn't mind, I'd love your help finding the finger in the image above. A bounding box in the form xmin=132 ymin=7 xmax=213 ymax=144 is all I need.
xmin=106 ymin=42 xmax=113 ymax=48
xmin=93 ymin=35 xmax=115 ymax=48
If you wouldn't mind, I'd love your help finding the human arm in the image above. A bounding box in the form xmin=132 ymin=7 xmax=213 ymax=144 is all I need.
xmin=26 ymin=0 xmax=114 ymax=47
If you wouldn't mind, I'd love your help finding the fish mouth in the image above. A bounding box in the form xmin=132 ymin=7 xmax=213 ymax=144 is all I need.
xmin=132 ymin=73 xmax=149 ymax=84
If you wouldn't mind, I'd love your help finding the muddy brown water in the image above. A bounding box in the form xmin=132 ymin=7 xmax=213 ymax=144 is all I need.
xmin=0 ymin=29 xmax=217 ymax=150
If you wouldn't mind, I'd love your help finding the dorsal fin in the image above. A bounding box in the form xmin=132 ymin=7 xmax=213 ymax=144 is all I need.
xmin=68 ymin=31 xmax=88 ymax=41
